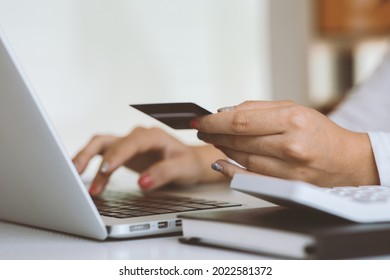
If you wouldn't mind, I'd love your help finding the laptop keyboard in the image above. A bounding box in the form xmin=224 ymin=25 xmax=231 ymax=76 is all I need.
xmin=93 ymin=191 xmax=241 ymax=219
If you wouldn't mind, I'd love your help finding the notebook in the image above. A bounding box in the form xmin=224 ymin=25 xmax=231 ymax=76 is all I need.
xmin=0 ymin=28 xmax=265 ymax=240
xmin=179 ymin=206 xmax=390 ymax=259
xmin=231 ymin=173 xmax=390 ymax=223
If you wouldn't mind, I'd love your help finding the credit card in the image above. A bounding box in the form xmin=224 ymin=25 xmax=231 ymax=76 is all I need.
xmin=130 ymin=102 xmax=211 ymax=129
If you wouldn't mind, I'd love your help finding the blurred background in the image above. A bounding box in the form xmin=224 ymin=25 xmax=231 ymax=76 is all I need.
xmin=0 ymin=0 xmax=389 ymax=184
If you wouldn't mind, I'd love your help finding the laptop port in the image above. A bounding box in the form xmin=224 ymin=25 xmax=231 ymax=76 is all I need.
xmin=130 ymin=223 xmax=150 ymax=232
xmin=175 ymin=219 xmax=182 ymax=227
xmin=158 ymin=221 xmax=168 ymax=229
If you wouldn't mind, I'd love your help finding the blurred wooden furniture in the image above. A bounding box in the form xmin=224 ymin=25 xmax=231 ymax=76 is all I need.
xmin=318 ymin=0 xmax=390 ymax=38
xmin=313 ymin=0 xmax=390 ymax=112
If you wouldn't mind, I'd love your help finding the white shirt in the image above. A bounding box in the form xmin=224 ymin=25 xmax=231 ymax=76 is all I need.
xmin=329 ymin=53 xmax=390 ymax=186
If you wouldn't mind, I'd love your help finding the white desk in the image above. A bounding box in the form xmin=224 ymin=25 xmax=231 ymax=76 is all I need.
xmin=3 ymin=220 xmax=390 ymax=260
xmin=0 ymin=180 xmax=273 ymax=260
xmin=0 ymin=220 xmax=269 ymax=260
xmin=2 ymin=174 xmax=390 ymax=260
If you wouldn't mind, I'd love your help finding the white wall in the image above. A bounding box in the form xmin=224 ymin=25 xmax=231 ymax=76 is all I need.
xmin=268 ymin=0 xmax=311 ymax=106
xmin=0 ymin=0 xmax=271 ymax=154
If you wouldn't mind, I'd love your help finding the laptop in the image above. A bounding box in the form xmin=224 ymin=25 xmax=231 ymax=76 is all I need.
xmin=0 ymin=29 xmax=266 ymax=240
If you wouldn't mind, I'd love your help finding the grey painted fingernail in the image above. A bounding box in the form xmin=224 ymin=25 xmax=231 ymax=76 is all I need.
xmin=217 ymin=106 xmax=235 ymax=113
xmin=100 ymin=162 xmax=110 ymax=174
xmin=211 ymin=162 xmax=224 ymax=173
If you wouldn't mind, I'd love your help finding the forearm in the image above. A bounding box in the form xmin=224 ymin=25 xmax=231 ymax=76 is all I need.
xmin=340 ymin=131 xmax=380 ymax=186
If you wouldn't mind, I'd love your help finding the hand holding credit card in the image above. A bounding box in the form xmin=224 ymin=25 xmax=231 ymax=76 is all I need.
xmin=130 ymin=102 xmax=246 ymax=170
xmin=130 ymin=102 xmax=211 ymax=129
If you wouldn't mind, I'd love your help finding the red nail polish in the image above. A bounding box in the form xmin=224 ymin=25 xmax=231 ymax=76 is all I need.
xmin=138 ymin=174 xmax=154 ymax=189
xmin=189 ymin=118 xmax=200 ymax=130
xmin=89 ymin=183 xmax=98 ymax=195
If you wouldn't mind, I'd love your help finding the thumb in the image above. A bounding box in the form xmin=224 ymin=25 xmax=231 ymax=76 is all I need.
xmin=211 ymin=159 xmax=254 ymax=179
xmin=137 ymin=157 xmax=195 ymax=190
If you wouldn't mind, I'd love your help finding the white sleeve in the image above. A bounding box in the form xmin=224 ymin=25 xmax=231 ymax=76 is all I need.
xmin=328 ymin=53 xmax=390 ymax=186
xmin=368 ymin=132 xmax=390 ymax=187
xmin=329 ymin=52 xmax=390 ymax=132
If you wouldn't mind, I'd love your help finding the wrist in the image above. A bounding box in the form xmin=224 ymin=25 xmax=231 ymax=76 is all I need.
xmin=344 ymin=132 xmax=380 ymax=186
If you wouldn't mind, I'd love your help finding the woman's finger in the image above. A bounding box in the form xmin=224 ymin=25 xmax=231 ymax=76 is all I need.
xmin=99 ymin=127 xmax=182 ymax=175
xmin=137 ymin=156 xmax=198 ymax=190
xmin=72 ymin=135 xmax=118 ymax=174
xmin=89 ymin=127 xmax=185 ymax=195
xmin=211 ymin=159 xmax=253 ymax=179
xmin=195 ymin=104 xmax=297 ymax=135
xmin=217 ymin=146 xmax=293 ymax=179
xmin=198 ymin=132 xmax=291 ymax=160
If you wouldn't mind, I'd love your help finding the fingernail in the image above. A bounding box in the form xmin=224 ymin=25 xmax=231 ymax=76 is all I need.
xmin=211 ymin=162 xmax=224 ymax=173
xmin=217 ymin=106 xmax=235 ymax=112
xmin=138 ymin=174 xmax=154 ymax=189
xmin=89 ymin=183 xmax=99 ymax=196
xmin=189 ymin=118 xmax=200 ymax=130
xmin=197 ymin=131 xmax=205 ymax=140
xmin=100 ymin=162 xmax=110 ymax=174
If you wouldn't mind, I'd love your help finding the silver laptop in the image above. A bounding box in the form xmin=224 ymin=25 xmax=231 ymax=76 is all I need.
xmin=0 ymin=29 xmax=266 ymax=240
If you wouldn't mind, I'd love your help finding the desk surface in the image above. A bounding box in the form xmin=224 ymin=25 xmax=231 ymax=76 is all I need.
xmin=2 ymin=220 xmax=390 ymax=260
xmin=2 ymin=180 xmax=390 ymax=260
xmin=0 ymin=220 xmax=267 ymax=260
xmin=0 ymin=181 xmax=271 ymax=260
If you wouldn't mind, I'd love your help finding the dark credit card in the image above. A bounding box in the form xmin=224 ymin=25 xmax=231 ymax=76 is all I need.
xmin=130 ymin=102 xmax=211 ymax=129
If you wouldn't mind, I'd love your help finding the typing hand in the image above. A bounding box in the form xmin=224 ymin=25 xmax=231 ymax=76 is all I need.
xmin=72 ymin=127 xmax=226 ymax=195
